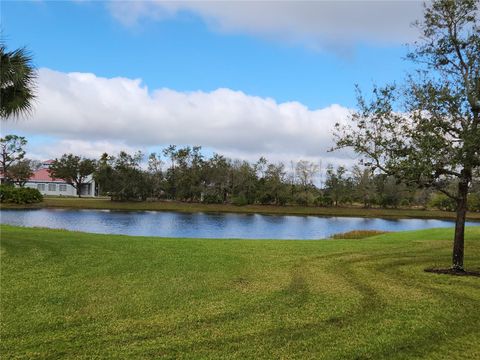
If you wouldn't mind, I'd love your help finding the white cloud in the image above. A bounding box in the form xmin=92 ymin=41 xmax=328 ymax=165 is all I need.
xmin=107 ymin=0 xmax=426 ymax=52
xmin=2 ymin=68 xmax=355 ymax=165
xmin=30 ymin=139 xmax=139 ymax=161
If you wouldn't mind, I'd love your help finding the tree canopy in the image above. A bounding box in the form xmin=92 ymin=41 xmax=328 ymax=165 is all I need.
xmin=334 ymin=0 xmax=479 ymax=271
xmin=0 ymin=44 xmax=37 ymax=120
xmin=49 ymin=154 xmax=96 ymax=197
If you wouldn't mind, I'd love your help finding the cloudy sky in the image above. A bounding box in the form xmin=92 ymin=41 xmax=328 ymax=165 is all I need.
xmin=1 ymin=1 xmax=425 ymax=164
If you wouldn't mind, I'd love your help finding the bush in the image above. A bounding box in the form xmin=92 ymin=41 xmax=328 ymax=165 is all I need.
xmin=429 ymin=194 xmax=456 ymax=211
xmin=231 ymin=194 xmax=248 ymax=206
xmin=429 ymin=193 xmax=480 ymax=212
xmin=293 ymin=192 xmax=316 ymax=206
xmin=468 ymin=193 xmax=480 ymax=212
xmin=400 ymin=198 xmax=411 ymax=207
xmin=314 ymin=195 xmax=333 ymax=207
xmin=202 ymin=193 xmax=223 ymax=204
xmin=0 ymin=185 xmax=43 ymax=204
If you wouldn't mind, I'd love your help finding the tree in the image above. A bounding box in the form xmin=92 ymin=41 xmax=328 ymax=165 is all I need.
xmin=49 ymin=154 xmax=96 ymax=197
xmin=295 ymin=160 xmax=319 ymax=191
xmin=94 ymin=153 xmax=115 ymax=196
xmin=0 ymin=134 xmax=27 ymax=184
xmin=162 ymin=145 xmax=178 ymax=199
xmin=352 ymin=165 xmax=376 ymax=208
xmin=334 ymin=0 xmax=479 ymax=272
xmin=147 ymin=153 xmax=164 ymax=199
xmin=9 ymin=159 xmax=39 ymax=187
xmin=204 ymin=154 xmax=231 ymax=203
xmin=0 ymin=44 xmax=37 ymax=120
xmin=324 ymin=165 xmax=355 ymax=206
xmin=375 ymin=175 xmax=407 ymax=209
xmin=263 ymin=163 xmax=288 ymax=205
xmin=95 ymin=151 xmax=149 ymax=201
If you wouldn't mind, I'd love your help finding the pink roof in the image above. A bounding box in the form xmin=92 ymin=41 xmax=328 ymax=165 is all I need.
xmin=43 ymin=159 xmax=55 ymax=164
xmin=29 ymin=168 xmax=65 ymax=183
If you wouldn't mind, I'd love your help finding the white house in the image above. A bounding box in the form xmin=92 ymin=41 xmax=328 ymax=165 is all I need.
xmin=22 ymin=160 xmax=97 ymax=197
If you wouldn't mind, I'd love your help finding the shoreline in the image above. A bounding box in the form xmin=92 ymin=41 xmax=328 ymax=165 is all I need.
xmin=2 ymin=197 xmax=480 ymax=221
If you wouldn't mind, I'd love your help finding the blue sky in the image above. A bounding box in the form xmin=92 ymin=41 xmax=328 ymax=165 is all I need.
xmin=1 ymin=1 xmax=424 ymax=163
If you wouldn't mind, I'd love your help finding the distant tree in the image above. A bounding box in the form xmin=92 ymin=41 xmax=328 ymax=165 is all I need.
xmin=0 ymin=134 xmax=27 ymax=184
xmin=263 ymin=163 xmax=288 ymax=205
xmin=0 ymin=44 xmax=37 ymax=120
xmin=325 ymin=165 xmax=350 ymax=206
xmin=94 ymin=153 xmax=115 ymax=196
xmin=375 ymin=175 xmax=407 ymax=209
xmin=231 ymin=160 xmax=258 ymax=204
xmin=334 ymin=0 xmax=480 ymax=271
xmin=352 ymin=165 xmax=376 ymax=208
xmin=49 ymin=154 xmax=96 ymax=197
xmin=147 ymin=153 xmax=164 ymax=199
xmin=204 ymin=153 xmax=230 ymax=203
xmin=95 ymin=151 xmax=149 ymax=201
xmin=9 ymin=159 xmax=39 ymax=187
xmin=295 ymin=160 xmax=319 ymax=191
xmin=162 ymin=145 xmax=178 ymax=199
xmin=254 ymin=157 xmax=268 ymax=179
xmin=414 ymin=188 xmax=434 ymax=210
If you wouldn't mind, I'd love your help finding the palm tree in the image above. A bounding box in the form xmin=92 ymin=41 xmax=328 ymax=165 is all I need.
xmin=0 ymin=44 xmax=37 ymax=120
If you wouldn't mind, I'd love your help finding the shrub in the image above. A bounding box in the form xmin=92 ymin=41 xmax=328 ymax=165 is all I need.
xmin=294 ymin=192 xmax=316 ymax=206
xmin=202 ymin=193 xmax=223 ymax=204
xmin=468 ymin=193 xmax=480 ymax=212
xmin=314 ymin=195 xmax=333 ymax=207
xmin=400 ymin=198 xmax=411 ymax=207
xmin=0 ymin=185 xmax=43 ymax=204
xmin=429 ymin=194 xmax=456 ymax=211
xmin=231 ymin=194 xmax=248 ymax=206
xmin=258 ymin=193 xmax=274 ymax=205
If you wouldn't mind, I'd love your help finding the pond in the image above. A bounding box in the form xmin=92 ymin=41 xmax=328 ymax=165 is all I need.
xmin=0 ymin=208 xmax=477 ymax=240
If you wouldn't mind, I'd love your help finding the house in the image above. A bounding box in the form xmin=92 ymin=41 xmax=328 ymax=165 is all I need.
xmin=22 ymin=160 xmax=97 ymax=197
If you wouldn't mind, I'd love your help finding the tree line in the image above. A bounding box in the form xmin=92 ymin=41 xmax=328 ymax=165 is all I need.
xmin=2 ymin=135 xmax=479 ymax=209
xmin=1 ymin=134 xmax=474 ymax=210
xmin=89 ymin=147 xmax=480 ymax=210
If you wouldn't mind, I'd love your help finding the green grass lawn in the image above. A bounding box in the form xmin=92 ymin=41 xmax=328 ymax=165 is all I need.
xmin=3 ymin=196 xmax=480 ymax=221
xmin=1 ymin=225 xmax=480 ymax=359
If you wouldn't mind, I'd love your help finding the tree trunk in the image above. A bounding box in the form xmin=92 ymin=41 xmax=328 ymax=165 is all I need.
xmin=452 ymin=178 xmax=469 ymax=271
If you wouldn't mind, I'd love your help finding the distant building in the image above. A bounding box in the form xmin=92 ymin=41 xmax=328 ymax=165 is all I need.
xmin=22 ymin=160 xmax=97 ymax=197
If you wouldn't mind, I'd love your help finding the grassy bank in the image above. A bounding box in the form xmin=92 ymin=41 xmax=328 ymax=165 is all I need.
xmin=3 ymin=196 xmax=480 ymax=221
xmin=1 ymin=225 xmax=480 ymax=359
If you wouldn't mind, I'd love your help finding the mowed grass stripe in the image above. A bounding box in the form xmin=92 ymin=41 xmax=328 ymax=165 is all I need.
xmin=1 ymin=225 xmax=479 ymax=359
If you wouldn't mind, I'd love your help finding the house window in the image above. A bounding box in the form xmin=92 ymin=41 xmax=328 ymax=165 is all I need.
xmin=37 ymin=184 xmax=45 ymax=191
xmin=48 ymin=184 xmax=56 ymax=191
xmin=59 ymin=184 xmax=67 ymax=192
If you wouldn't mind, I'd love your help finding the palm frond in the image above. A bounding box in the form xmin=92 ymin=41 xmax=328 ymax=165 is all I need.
xmin=0 ymin=45 xmax=37 ymax=120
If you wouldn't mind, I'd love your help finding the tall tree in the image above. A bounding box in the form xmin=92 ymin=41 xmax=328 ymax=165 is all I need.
xmin=334 ymin=0 xmax=479 ymax=272
xmin=352 ymin=165 xmax=376 ymax=208
xmin=325 ymin=165 xmax=351 ymax=207
xmin=147 ymin=153 xmax=164 ymax=199
xmin=49 ymin=154 xmax=96 ymax=197
xmin=0 ymin=134 xmax=27 ymax=184
xmin=0 ymin=44 xmax=37 ymax=119
xmin=9 ymin=159 xmax=39 ymax=187
xmin=263 ymin=163 xmax=288 ymax=205
xmin=95 ymin=151 xmax=149 ymax=201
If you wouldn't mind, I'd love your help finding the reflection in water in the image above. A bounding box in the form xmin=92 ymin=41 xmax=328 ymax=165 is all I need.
xmin=0 ymin=208 xmax=477 ymax=240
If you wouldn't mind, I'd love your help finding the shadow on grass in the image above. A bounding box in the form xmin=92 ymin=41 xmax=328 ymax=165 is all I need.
xmin=424 ymin=268 xmax=480 ymax=277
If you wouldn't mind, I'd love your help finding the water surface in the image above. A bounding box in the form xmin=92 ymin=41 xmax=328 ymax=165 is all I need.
xmin=1 ymin=208 xmax=477 ymax=239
